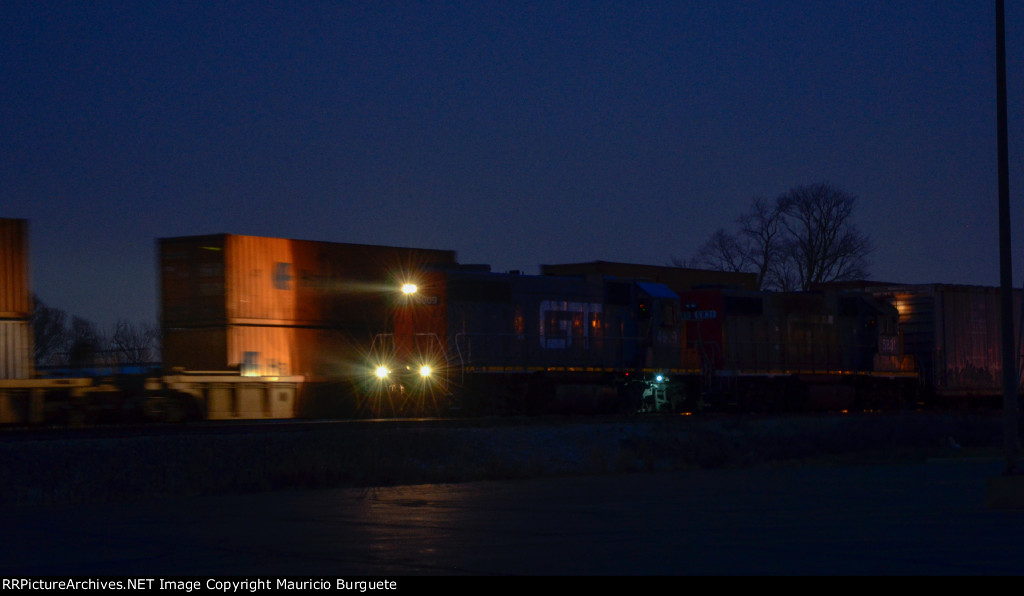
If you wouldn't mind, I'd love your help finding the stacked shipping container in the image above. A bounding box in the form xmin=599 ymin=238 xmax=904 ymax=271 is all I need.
xmin=0 ymin=218 xmax=32 ymax=380
xmin=160 ymin=234 xmax=458 ymax=380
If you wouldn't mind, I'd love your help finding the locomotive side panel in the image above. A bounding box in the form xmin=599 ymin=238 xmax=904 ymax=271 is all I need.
xmin=679 ymin=289 xmax=727 ymax=371
xmin=383 ymin=268 xmax=687 ymax=414
xmin=439 ymin=272 xmax=683 ymax=375
xmin=444 ymin=272 xmax=608 ymax=372
xmin=679 ymin=288 xmax=913 ymax=411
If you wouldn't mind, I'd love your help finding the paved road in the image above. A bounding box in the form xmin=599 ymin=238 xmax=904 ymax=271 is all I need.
xmin=2 ymin=457 xmax=1023 ymax=576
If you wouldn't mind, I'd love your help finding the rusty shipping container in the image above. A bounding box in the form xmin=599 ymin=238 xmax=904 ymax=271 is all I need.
xmin=0 ymin=218 xmax=31 ymax=319
xmin=160 ymin=234 xmax=458 ymax=377
xmin=868 ymin=284 xmax=1024 ymax=397
xmin=541 ymin=261 xmax=758 ymax=293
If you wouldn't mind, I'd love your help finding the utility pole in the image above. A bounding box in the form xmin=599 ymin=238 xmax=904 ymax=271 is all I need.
xmin=996 ymin=0 xmax=1020 ymax=475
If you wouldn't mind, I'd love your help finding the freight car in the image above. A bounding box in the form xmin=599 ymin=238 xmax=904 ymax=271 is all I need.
xmin=860 ymin=283 xmax=1024 ymax=406
xmin=0 ymin=371 xmax=305 ymax=425
xmin=367 ymin=265 xmax=685 ymax=415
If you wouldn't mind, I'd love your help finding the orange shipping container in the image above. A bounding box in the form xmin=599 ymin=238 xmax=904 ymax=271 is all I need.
xmin=160 ymin=234 xmax=458 ymax=377
xmin=163 ymin=319 xmax=400 ymax=380
xmin=161 ymin=234 xmax=457 ymax=327
xmin=0 ymin=219 xmax=31 ymax=319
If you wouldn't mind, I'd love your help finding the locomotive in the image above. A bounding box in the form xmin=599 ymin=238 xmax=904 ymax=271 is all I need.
xmin=675 ymin=286 xmax=917 ymax=412
xmin=366 ymin=264 xmax=917 ymax=415
xmin=367 ymin=265 xmax=684 ymax=415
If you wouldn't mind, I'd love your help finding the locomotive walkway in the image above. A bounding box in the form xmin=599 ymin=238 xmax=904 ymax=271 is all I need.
xmin=2 ymin=456 xmax=1023 ymax=575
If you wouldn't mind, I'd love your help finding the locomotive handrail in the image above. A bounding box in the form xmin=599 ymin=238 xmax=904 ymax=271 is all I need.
xmin=369 ymin=333 xmax=394 ymax=356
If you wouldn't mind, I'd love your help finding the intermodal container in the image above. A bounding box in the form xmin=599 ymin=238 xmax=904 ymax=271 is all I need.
xmin=160 ymin=234 xmax=458 ymax=376
xmin=161 ymin=234 xmax=457 ymax=327
xmin=0 ymin=218 xmax=30 ymax=319
xmin=0 ymin=320 xmax=32 ymax=380
xmin=869 ymin=284 xmax=1024 ymax=397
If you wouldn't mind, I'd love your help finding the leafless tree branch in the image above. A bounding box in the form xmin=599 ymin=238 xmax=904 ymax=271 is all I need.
xmin=687 ymin=182 xmax=872 ymax=290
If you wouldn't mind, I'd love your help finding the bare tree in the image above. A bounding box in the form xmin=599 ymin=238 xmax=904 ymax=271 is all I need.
xmin=736 ymin=196 xmax=786 ymax=289
xmin=689 ymin=196 xmax=786 ymax=289
xmin=67 ymin=316 xmax=103 ymax=369
xmin=32 ymin=295 xmax=68 ymax=366
xmin=32 ymin=296 xmax=162 ymax=371
xmin=688 ymin=183 xmax=871 ymax=290
xmin=690 ymin=228 xmax=750 ymax=272
xmin=110 ymin=320 xmax=160 ymax=365
xmin=776 ymin=183 xmax=871 ymax=290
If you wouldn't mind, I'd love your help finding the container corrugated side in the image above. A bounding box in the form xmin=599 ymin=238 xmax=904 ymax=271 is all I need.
xmin=226 ymin=325 xmax=380 ymax=380
xmin=935 ymin=285 xmax=1022 ymax=394
xmin=0 ymin=320 xmax=33 ymax=380
xmin=162 ymin=326 xmax=229 ymax=372
xmin=0 ymin=219 xmax=31 ymax=319
xmin=223 ymin=235 xmax=458 ymax=327
xmin=160 ymin=235 xmax=228 ymax=326
xmin=163 ymin=323 xmax=363 ymax=380
xmin=161 ymin=233 xmax=458 ymax=328
xmin=872 ymin=284 xmax=1024 ymax=396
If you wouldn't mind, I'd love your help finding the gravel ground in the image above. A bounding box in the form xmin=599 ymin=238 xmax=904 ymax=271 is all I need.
xmin=0 ymin=411 xmax=1006 ymax=507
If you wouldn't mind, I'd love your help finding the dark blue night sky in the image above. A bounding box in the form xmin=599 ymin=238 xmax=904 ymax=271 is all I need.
xmin=3 ymin=1 xmax=1023 ymax=329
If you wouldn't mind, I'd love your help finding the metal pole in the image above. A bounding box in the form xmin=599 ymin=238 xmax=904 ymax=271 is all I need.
xmin=996 ymin=0 xmax=1020 ymax=475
